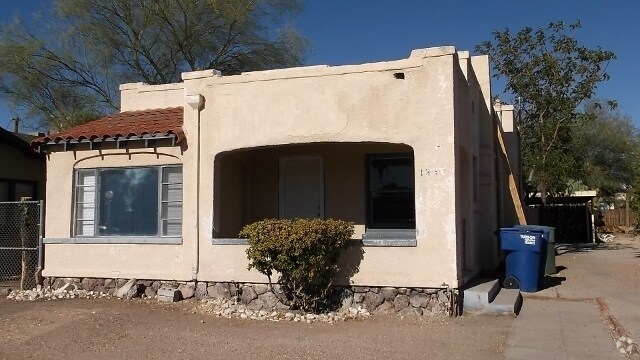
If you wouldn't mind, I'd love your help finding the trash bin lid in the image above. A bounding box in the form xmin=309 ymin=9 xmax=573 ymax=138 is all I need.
xmin=512 ymin=225 xmax=551 ymax=240
xmin=500 ymin=229 xmax=546 ymax=252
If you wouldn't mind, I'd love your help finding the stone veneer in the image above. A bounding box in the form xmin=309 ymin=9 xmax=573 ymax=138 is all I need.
xmin=44 ymin=277 xmax=461 ymax=316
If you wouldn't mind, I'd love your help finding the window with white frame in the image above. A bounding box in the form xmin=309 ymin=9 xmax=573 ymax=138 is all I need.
xmin=74 ymin=166 xmax=182 ymax=237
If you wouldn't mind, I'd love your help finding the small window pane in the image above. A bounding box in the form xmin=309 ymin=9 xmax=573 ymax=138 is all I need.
xmin=76 ymin=220 xmax=95 ymax=236
xmin=162 ymin=220 xmax=182 ymax=236
xmin=162 ymin=167 xmax=182 ymax=184
xmin=369 ymin=157 xmax=414 ymax=191
xmin=76 ymin=186 xmax=96 ymax=203
xmin=162 ymin=202 xmax=182 ymax=220
xmin=77 ymin=171 xmax=96 ymax=186
xmin=162 ymin=183 xmax=182 ymax=202
xmin=76 ymin=203 xmax=95 ymax=220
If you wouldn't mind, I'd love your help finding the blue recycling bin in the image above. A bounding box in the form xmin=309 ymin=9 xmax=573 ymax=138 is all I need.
xmin=500 ymin=227 xmax=547 ymax=292
xmin=513 ymin=225 xmax=556 ymax=275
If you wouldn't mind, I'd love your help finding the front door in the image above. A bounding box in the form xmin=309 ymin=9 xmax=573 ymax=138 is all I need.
xmin=279 ymin=156 xmax=324 ymax=219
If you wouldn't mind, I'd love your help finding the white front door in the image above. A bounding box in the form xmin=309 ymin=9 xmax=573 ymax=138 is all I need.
xmin=279 ymin=156 xmax=324 ymax=219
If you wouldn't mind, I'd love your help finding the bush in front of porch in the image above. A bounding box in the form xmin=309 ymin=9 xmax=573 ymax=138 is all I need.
xmin=240 ymin=218 xmax=354 ymax=312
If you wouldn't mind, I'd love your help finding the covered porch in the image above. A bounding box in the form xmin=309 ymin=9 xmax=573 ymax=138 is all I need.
xmin=212 ymin=142 xmax=416 ymax=245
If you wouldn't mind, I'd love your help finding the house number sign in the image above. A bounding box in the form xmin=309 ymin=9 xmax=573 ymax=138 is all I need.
xmin=420 ymin=168 xmax=446 ymax=176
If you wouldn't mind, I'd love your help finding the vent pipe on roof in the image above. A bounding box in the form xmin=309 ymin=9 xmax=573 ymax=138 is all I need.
xmin=12 ymin=116 xmax=20 ymax=134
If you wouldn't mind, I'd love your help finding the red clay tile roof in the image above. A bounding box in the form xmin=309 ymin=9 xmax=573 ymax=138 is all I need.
xmin=31 ymin=107 xmax=184 ymax=147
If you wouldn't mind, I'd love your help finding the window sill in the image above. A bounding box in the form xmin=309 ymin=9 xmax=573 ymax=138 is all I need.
xmin=209 ymin=231 xmax=417 ymax=248
xmin=361 ymin=229 xmax=417 ymax=247
xmin=211 ymin=238 xmax=248 ymax=245
xmin=44 ymin=237 xmax=182 ymax=245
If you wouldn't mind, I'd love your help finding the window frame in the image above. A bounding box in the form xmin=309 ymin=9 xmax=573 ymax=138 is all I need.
xmin=73 ymin=165 xmax=182 ymax=238
xmin=365 ymin=152 xmax=416 ymax=230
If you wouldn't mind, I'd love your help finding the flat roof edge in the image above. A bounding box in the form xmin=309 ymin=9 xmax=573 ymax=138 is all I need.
xmin=410 ymin=46 xmax=457 ymax=59
xmin=178 ymin=46 xmax=459 ymax=84
xmin=119 ymin=82 xmax=185 ymax=92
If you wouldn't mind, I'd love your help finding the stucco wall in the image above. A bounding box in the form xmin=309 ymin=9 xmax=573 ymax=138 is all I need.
xmin=119 ymin=83 xmax=185 ymax=111
xmin=454 ymin=53 xmax=501 ymax=275
xmin=42 ymin=143 xmax=197 ymax=280
xmin=471 ymin=55 xmax=501 ymax=270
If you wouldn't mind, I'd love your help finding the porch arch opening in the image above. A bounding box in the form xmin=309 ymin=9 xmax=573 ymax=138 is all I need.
xmin=212 ymin=142 xmax=415 ymax=241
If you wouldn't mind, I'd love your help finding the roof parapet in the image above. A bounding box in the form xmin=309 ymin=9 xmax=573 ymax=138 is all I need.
xmin=410 ymin=46 xmax=456 ymax=59
xmin=119 ymin=82 xmax=147 ymax=91
xmin=457 ymin=51 xmax=470 ymax=59
xmin=119 ymin=82 xmax=184 ymax=92
xmin=182 ymin=69 xmax=222 ymax=81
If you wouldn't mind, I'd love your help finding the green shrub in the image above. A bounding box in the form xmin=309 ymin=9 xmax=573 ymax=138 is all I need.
xmin=240 ymin=218 xmax=354 ymax=312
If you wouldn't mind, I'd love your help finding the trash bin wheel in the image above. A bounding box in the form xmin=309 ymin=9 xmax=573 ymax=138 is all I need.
xmin=503 ymin=276 xmax=520 ymax=289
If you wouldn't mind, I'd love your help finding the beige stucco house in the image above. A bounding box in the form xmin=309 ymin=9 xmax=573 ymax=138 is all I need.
xmin=33 ymin=46 xmax=520 ymax=312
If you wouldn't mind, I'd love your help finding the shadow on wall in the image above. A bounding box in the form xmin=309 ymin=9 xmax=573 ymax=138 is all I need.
xmin=334 ymin=243 xmax=365 ymax=287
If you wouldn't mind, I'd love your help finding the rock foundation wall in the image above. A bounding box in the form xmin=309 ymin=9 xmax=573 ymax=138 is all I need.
xmin=44 ymin=277 xmax=460 ymax=316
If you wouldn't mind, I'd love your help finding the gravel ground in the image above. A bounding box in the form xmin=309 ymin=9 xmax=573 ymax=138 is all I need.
xmin=0 ymin=297 xmax=512 ymax=360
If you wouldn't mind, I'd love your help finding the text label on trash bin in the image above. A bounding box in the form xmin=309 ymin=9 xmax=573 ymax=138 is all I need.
xmin=520 ymin=234 xmax=536 ymax=245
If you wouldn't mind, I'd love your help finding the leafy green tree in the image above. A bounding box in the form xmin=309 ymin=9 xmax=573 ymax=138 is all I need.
xmin=0 ymin=0 xmax=308 ymax=130
xmin=476 ymin=21 xmax=616 ymax=205
xmin=573 ymin=100 xmax=640 ymax=197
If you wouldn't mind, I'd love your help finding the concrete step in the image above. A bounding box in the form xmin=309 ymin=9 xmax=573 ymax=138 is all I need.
xmin=463 ymin=278 xmax=522 ymax=316
xmin=486 ymin=288 xmax=522 ymax=315
xmin=463 ymin=279 xmax=501 ymax=312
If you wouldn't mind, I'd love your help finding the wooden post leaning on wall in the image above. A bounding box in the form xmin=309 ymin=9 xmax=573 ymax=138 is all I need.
xmin=496 ymin=124 xmax=527 ymax=225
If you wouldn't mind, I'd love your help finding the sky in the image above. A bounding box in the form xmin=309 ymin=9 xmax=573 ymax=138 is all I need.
xmin=0 ymin=0 xmax=638 ymax=132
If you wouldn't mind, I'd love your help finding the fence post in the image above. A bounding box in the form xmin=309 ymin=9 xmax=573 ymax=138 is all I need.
xmin=625 ymin=192 xmax=630 ymax=228
xmin=19 ymin=197 xmax=38 ymax=290
xmin=20 ymin=199 xmax=30 ymax=290
xmin=36 ymin=200 xmax=44 ymax=285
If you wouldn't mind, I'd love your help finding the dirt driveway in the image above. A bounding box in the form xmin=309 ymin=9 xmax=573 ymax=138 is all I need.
xmin=541 ymin=234 xmax=640 ymax=346
xmin=0 ymin=297 xmax=511 ymax=360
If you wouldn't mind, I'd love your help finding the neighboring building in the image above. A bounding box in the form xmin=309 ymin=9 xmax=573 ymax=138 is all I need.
xmin=0 ymin=126 xmax=45 ymax=201
xmin=32 ymin=47 xmax=521 ymax=305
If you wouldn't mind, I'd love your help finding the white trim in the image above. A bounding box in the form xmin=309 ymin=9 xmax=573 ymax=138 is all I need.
xmin=211 ymin=238 xmax=248 ymax=245
xmin=44 ymin=237 xmax=182 ymax=245
xmin=362 ymin=229 xmax=417 ymax=247
xmin=361 ymin=238 xmax=417 ymax=247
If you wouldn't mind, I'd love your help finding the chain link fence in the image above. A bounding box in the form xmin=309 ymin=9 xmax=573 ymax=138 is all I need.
xmin=0 ymin=201 xmax=43 ymax=290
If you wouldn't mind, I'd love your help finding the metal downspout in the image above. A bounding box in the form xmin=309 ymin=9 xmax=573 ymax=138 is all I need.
xmin=186 ymin=94 xmax=203 ymax=281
